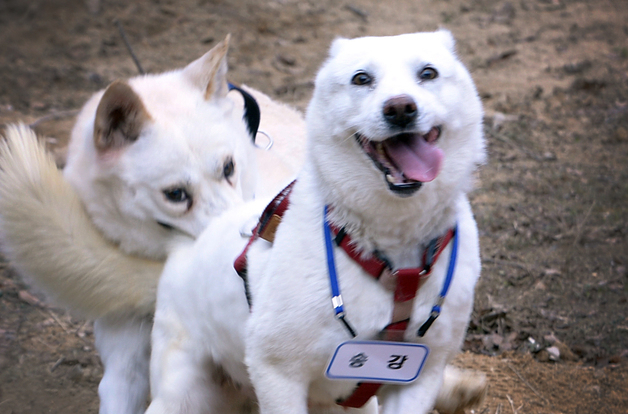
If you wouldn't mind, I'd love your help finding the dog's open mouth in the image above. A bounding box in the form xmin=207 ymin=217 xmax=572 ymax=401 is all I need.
xmin=356 ymin=126 xmax=443 ymax=196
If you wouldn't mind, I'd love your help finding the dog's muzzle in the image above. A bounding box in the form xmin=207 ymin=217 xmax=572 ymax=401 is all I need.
xmin=355 ymin=126 xmax=443 ymax=197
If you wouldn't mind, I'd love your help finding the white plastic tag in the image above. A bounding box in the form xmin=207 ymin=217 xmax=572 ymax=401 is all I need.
xmin=325 ymin=341 xmax=429 ymax=384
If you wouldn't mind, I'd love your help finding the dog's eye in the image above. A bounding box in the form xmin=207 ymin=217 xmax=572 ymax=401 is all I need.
xmin=351 ymin=71 xmax=373 ymax=86
xmin=163 ymin=187 xmax=190 ymax=203
xmin=419 ymin=67 xmax=438 ymax=81
xmin=223 ymin=157 xmax=235 ymax=180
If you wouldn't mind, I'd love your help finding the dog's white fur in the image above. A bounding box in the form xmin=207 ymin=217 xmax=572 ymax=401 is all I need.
xmin=246 ymin=30 xmax=485 ymax=414
xmin=245 ymin=30 xmax=485 ymax=414
xmin=148 ymin=30 xmax=486 ymax=414
xmin=0 ymin=124 xmax=163 ymax=316
xmin=64 ymin=36 xmax=302 ymax=262
xmin=0 ymin=37 xmax=304 ymax=414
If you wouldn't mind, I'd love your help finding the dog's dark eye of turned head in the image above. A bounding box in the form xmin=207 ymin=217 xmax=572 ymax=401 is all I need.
xmin=163 ymin=187 xmax=190 ymax=203
xmin=223 ymin=157 xmax=235 ymax=180
xmin=419 ymin=66 xmax=438 ymax=81
xmin=351 ymin=71 xmax=373 ymax=86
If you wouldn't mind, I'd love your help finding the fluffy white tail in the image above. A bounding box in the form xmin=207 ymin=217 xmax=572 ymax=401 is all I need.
xmin=0 ymin=124 xmax=162 ymax=319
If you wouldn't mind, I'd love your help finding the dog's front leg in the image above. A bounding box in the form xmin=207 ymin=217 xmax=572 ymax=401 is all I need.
xmin=147 ymin=300 xmax=214 ymax=414
xmin=378 ymin=357 xmax=447 ymax=414
xmin=94 ymin=314 xmax=152 ymax=414
xmin=433 ymin=365 xmax=487 ymax=414
xmin=246 ymin=351 xmax=309 ymax=414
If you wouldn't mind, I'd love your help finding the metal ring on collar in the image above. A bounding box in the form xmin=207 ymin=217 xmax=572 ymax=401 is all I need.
xmin=255 ymin=130 xmax=274 ymax=151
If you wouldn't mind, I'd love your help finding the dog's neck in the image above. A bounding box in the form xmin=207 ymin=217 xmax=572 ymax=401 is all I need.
xmin=299 ymin=159 xmax=461 ymax=267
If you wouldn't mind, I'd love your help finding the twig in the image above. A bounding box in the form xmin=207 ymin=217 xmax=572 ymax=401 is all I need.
xmin=75 ymin=319 xmax=90 ymax=336
xmin=506 ymin=395 xmax=517 ymax=414
xmin=572 ymin=201 xmax=596 ymax=248
xmin=28 ymin=109 xmax=79 ymax=129
xmin=506 ymin=363 xmax=549 ymax=405
xmin=45 ymin=309 xmax=72 ymax=336
xmin=114 ymin=18 xmax=145 ymax=75
xmin=495 ymin=403 xmax=502 ymax=414
xmin=50 ymin=356 xmax=66 ymax=372
xmin=345 ymin=5 xmax=369 ymax=21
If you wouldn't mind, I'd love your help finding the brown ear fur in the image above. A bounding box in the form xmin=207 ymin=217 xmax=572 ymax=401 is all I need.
xmin=182 ymin=34 xmax=230 ymax=100
xmin=93 ymin=80 xmax=151 ymax=152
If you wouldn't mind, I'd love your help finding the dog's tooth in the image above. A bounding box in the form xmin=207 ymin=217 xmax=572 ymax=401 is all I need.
xmin=377 ymin=142 xmax=386 ymax=157
xmin=386 ymin=173 xmax=395 ymax=183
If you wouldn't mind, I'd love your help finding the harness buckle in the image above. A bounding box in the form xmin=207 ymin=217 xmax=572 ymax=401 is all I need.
xmin=379 ymin=268 xmax=398 ymax=292
xmin=259 ymin=214 xmax=282 ymax=243
xmin=417 ymin=307 xmax=441 ymax=338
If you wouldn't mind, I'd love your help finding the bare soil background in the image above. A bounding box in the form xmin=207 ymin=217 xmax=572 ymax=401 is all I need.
xmin=0 ymin=0 xmax=627 ymax=413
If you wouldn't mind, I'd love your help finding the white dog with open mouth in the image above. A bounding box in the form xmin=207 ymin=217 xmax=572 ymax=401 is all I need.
xmin=148 ymin=30 xmax=486 ymax=414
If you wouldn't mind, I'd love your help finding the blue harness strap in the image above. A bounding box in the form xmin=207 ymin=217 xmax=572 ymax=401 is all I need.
xmin=323 ymin=205 xmax=459 ymax=408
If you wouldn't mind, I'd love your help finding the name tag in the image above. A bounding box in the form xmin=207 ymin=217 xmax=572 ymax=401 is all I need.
xmin=325 ymin=341 xmax=429 ymax=384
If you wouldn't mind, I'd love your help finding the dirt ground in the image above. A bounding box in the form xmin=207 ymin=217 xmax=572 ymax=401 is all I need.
xmin=0 ymin=0 xmax=627 ymax=413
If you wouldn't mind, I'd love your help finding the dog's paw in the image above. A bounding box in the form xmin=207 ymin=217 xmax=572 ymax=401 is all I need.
xmin=434 ymin=365 xmax=487 ymax=414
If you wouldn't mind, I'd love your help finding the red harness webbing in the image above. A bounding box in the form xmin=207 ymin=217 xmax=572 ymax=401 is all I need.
xmin=328 ymin=222 xmax=455 ymax=408
xmin=234 ymin=181 xmax=295 ymax=279
xmin=233 ymin=181 xmax=454 ymax=409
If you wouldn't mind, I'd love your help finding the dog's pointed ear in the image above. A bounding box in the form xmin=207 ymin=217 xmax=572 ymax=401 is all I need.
xmin=435 ymin=29 xmax=456 ymax=53
xmin=328 ymin=37 xmax=349 ymax=59
xmin=93 ymin=80 xmax=151 ymax=152
xmin=183 ymin=34 xmax=230 ymax=100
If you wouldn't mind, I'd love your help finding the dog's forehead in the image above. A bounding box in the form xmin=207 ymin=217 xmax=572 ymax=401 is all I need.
xmin=328 ymin=32 xmax=456 ymax=73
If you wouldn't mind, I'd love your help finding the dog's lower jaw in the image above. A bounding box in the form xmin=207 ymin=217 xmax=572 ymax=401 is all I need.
xmin=354 ymin=135 xmax=424 ymax=197
xmin=385 ymin=175 xmax=423 ymax=197
xmin=355 ymin=128 xmax=444 ymax=197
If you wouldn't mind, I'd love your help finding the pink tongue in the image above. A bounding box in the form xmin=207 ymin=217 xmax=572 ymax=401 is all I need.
xmin=385 ymin=135 xmax=443 ymax=182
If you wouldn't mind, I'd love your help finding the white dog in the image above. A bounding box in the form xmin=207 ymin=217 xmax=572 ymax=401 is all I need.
xmin=148 ymin=30 xmax=486 ymax=414
xmin=0 ymin=36 xmax=304 ymax=414
xmin=245 ymin=29 xmax=486 ymax=414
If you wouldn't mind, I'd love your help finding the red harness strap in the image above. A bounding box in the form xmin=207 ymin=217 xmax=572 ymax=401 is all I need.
xmin=331 ymin=225 xmax=389 ymax=279
xmin=233 ymin=182 xmax=454 ymax=409
xmin=234 ymin=181 xmax=295 ymax=278
xmin=329 ymin=225 xmax=455 ymax=408
xmin=337 ymin=382 xmax=383 ymax=408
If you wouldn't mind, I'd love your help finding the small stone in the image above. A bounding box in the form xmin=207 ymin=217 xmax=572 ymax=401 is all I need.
xmin=276 ymin=54 xmax=297 ymax=66
xmin=554 ymin=340 xmax=579 ymax=361
xmin=546 ymin=346 xmax=561 ymax=361
xmin=544 ymin=333 xmax=559 ymax=345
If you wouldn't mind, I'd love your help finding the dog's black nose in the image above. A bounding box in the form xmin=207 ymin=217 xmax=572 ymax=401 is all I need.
xmin=383 ymin=95 xmax=418 ymax=128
